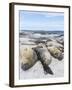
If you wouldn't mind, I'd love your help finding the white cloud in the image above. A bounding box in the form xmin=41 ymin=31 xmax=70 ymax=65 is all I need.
xmin=44 ymin=12 xmax=64 ymax=18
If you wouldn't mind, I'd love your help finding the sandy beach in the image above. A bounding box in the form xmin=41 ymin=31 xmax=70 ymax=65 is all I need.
xmin=19 ymin=31 xmax=64 ymax=80
xmin=20 ymin=58 xmax=64 ymax=79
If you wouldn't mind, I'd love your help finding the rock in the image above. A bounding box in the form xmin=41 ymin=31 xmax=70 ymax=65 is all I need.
xmin=33 ymin=47 xmax=53 ymax=74
xmin=48 ymin=47 xmax=63 ymax=60
xmin=20 ymin=47 xmax=37 ymax=70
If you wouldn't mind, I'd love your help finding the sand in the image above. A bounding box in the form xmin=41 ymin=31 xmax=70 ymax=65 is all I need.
xmin=20 ymin=58 xmax=64 ymax=79
xmin=19 ymin=32 xmax=64 ymax=80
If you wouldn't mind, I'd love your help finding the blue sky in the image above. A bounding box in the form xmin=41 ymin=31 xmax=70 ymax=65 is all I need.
xmin=20 ymin=10 xmax=64 ymax=31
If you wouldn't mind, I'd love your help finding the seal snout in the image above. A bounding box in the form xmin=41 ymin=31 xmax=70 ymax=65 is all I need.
xmin=21 ymin=63 xmax=30 ymax=71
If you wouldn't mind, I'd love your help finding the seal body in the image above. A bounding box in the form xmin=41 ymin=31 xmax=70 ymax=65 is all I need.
xmin=33 ymin=46 xmax=53 ymax=74
xmin=48 ymin=47 xmax=63 ymax=60
xmin=20 ymin=47 xmax=37 ymax=70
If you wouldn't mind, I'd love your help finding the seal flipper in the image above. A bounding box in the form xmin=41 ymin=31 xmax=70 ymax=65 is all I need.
xmin=42 ymin=64 xmax=53 ymax=75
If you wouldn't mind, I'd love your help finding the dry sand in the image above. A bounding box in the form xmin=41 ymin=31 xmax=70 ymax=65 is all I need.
xmin=19 ymin=50 xmax=64 ymax=79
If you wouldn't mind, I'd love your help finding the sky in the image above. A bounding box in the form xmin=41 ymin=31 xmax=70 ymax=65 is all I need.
xmin=20 ymin=10 xmax=64 ymax=31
